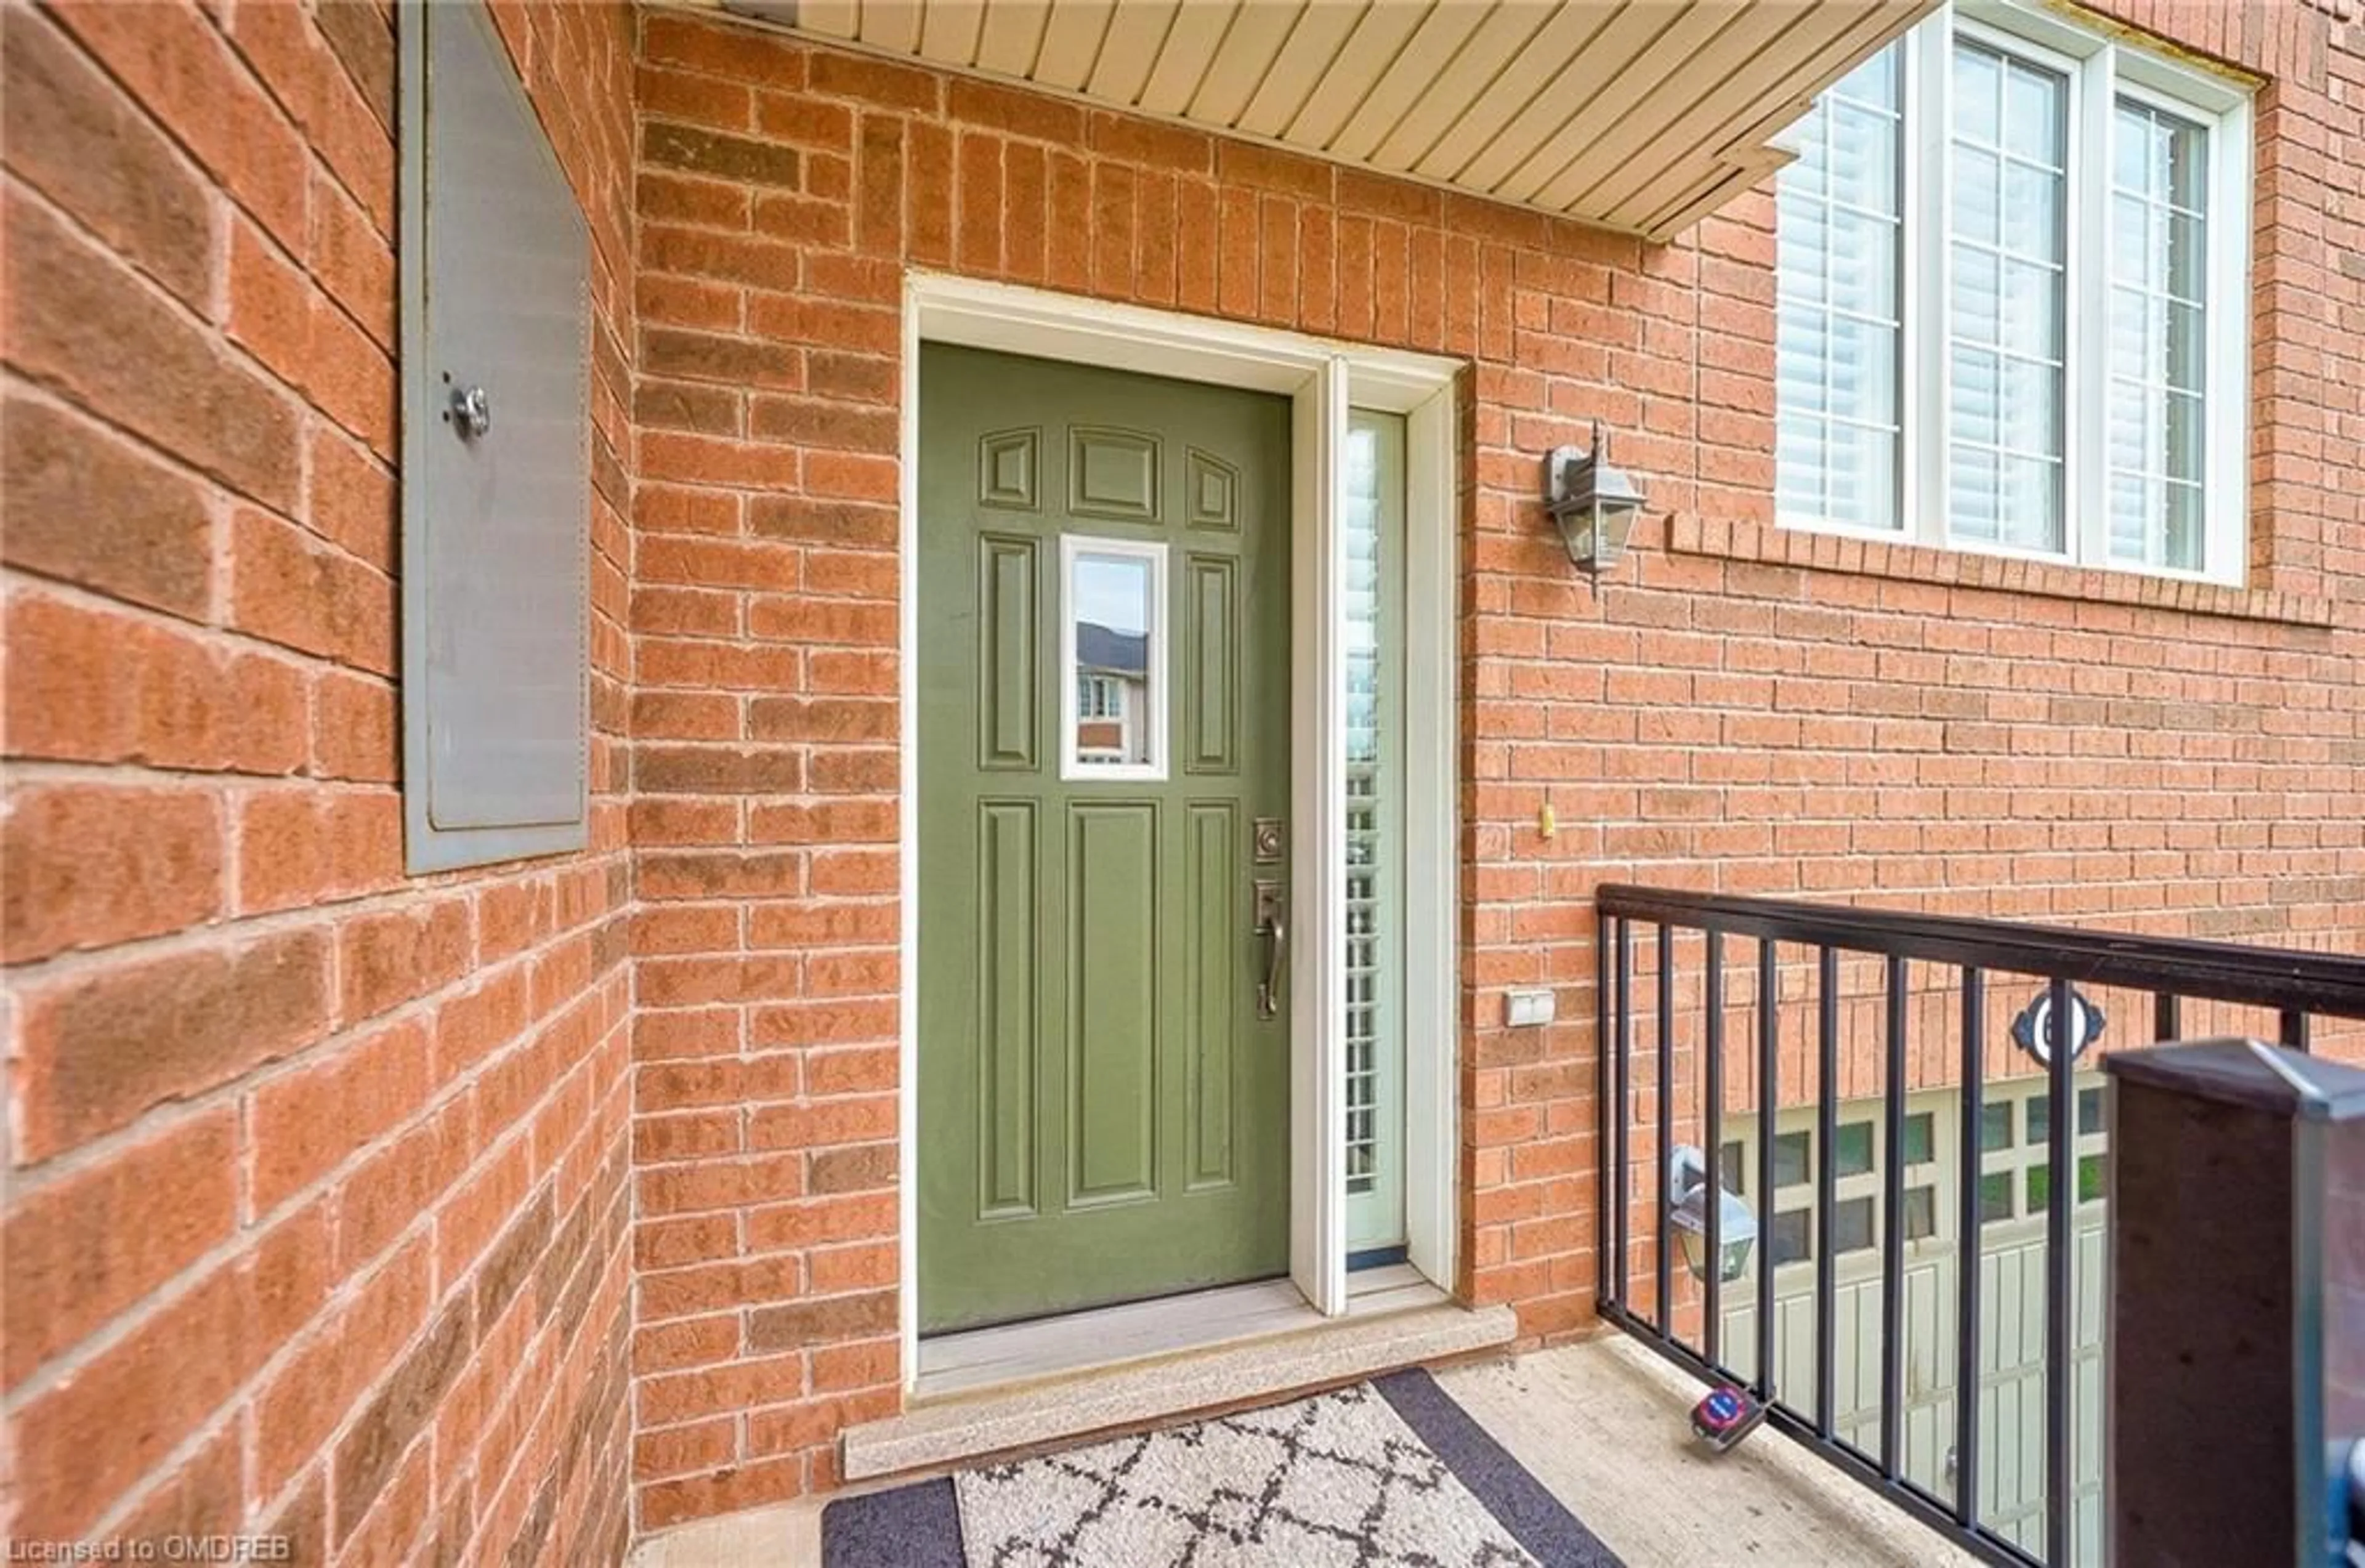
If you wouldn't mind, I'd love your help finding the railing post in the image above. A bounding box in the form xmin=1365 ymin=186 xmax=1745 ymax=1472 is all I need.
xmin=2044 ymin=976 xmax=2075 ymax=1568
xmin=1596 ymin=907 xmax=1614 ymax=1307
xmin=1756 ymin=937 xmax=1778 ymax=1404
xmin=1955 ymin=967 xmax=1984 ymax=1532
xmin=1656 ymin=923 xmax=1675 ymax=1336
xmin=1612 ymin=917 xmax=1632 ymax=1317
xmin=1816 ymin=945 xmax=1838 ymax=1442
xmin=1880 ymin=955 xmax=1907 ymax=1481
xmin=1704 ymin=933 xmax=1724 ymax=1370
xmin=2105 ymin=1038 xmax=2365 ymax=1568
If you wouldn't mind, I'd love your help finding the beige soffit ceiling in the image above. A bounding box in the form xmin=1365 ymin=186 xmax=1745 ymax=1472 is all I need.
xmin=719 ymin=1 xmax=1935 ymax=240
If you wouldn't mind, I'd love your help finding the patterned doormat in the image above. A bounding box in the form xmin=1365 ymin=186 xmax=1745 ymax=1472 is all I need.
xmin=822 ymin=1369 xmax=1623 ymax=1567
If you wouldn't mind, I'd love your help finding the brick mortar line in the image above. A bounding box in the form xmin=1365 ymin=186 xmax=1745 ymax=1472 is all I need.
xmin=86 ymin=1111 xmax=636 ymax=1554
xmin=1 ymin=1012 xmax=624 ymax=1433
xmin=2 ymin=902 xmax=630 ymax=1211
xmin=0 ymin=828 xmax=631 ymax=990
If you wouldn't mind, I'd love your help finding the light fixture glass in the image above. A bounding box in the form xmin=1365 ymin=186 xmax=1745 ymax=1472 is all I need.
xmin=1669 ymin=1144 xmax=1758 ymax=1284
xmin=1545 ymin=422 xmax=1647 ymax=576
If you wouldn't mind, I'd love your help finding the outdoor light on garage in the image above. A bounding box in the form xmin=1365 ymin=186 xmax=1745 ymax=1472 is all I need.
xmin=1544 ymin=422 xmax=1647 ymax=576
xmin=1668 ymin=1145 xmax=1757 ymax=1285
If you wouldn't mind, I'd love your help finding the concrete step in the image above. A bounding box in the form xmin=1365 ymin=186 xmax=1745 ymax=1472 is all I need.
xmin=839 ymin=1299 xmax=1520 ymax=1481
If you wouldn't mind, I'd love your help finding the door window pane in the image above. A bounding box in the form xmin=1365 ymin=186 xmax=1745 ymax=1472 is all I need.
xmin=1902 ymin=1111 xmax=1935 ymax=1165
xmin=1773 ymin=1131 xmax=1813 ymax=1188
xmin=1720 ymin=1139 xmax=1748 ymax=1195
xmin=1776 ymin=46 xmax=1904 ymax=532
xmin=1064 ymin=542 xmax=1162 ymax=775
xmin=1771 ymin=1208 xmax=1813 ymax=1266
xmin=1949 ymin=42 xmax=2067 ymax=554
xmin=2108 ymin=99 xmax=2209 ymax=571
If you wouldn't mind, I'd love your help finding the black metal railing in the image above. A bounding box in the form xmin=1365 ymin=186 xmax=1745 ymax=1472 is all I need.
xmin=1593 ymin=884 xmax=2365 ymax=1567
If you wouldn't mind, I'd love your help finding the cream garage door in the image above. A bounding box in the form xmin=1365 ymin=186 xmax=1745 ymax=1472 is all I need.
xmin=1716 ymin=1080 xmax=2109 ymax=1564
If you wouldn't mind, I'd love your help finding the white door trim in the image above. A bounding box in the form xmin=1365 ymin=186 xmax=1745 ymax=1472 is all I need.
xmin=897 ymin=273 xmax=1460 ymax=1389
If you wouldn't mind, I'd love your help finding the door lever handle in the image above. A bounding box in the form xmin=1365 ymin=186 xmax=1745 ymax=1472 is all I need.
xmin=1256 ymin=905 xmax=1287 ymax=1020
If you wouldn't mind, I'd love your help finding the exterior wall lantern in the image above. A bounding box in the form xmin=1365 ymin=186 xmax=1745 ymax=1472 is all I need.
xmin=1668 ymin=1144 xmax=1757 ymax=1285
xmin=1544 ymin=422 xmax=1646 ymax=576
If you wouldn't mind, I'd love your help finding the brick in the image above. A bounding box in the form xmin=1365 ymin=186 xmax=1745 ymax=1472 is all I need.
xmin=807 ymin=1143 xmax=895 ymax=1196
xmin=249 ymin=1017 xmax=433 ymax=1213
xmin=14 ymin=927 xmax=331 ymax=1161
xmin=316 ymin=2 xmax=395 ymax=131
xmin=5 ymin=189 xmax=299 ymax=511
xmin=1 ymin=782 xmax=222 ymax=963
xmin=809 ymin=49 xmax=939 ymax=112
xmin=745 ymin=1288 xmax=895 ymax=1353
xmin=0 ymin=6 xmax=214 ymax=310
xmin=10 ymin=1261 xmax=255 ymax=1538
xmin=1 ymin=392 xmax=214 ymax=618
xmin=48 ymin=0 xmax=310 ymax=249
xmin=313 ymin=667 xmax=398 ymax=782
xmin=234 ymin=786 xmax=404 ymax=915
xmin=253 ymin=1237 xmax=431 ymax=1498
xmin=1 ymin=1108 xmax=238 ymax=1388
xmin=333 ymin=1297 xmax=474 ymax=1544
xmin=643 ymin=121 xmax=801 ymax=187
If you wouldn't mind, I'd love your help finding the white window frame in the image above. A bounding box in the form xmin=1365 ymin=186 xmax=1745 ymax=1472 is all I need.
xmin=1782 ymin=0 xmax=2253 ymax=587
xmin=1057 ymin=534 xmax=1167 ymax=781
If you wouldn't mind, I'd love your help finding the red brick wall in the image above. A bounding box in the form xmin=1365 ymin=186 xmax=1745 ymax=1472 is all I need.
xmin=3 ymin=2 xmax=639 ymax=1561
xmin=621 ymin=0 xmax=2361 ymax=1533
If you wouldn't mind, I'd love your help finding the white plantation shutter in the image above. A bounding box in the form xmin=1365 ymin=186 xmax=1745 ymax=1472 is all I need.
xmin=1947 ymin=41 xmax=2067 ymax=555
xmin=2107 ymin=100 xmax=2209 ymax=571
xmin=1776 ymin=47 xmax=1904 ymax=533
xmin=1773 ymin=5 xmax=2247 ymax=584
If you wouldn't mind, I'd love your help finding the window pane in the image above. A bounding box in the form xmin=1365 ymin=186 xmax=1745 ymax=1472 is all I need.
xmin=2108 ymin=98 xmax=2209 ymax=571
xmin=1949 ymin=41 xmax=2066 ymax=555
xmin=2026 ymin=1162 xmax=2052 ymax=1212
xmin=1067 ymin=546 xmax=1158 ymax=770
xmin=2078 ymin=1153 xmax=2108 ymax=1203
xmin=1774 ymin=1131 xmax=1813 ymax=1188
xmin=1980 ymin=1170 xmax=2016 ymax=1224
xmin=1772 ymin=1208 xmax=1813 ymax=1266
xmin=1776 ymin=46 xmax=1903 ymax=531
xmin=1343 ymin=411 xmax=1402 ymax=1207
xmin=1834 ymin=1120 xmax=1875 ymax=1177
xmin=2078 ymin=1086 xmax=2105 ymax=1134
xmin=1981 ymin=1100 xmax=2015 ymax=1152
xmin=1833 ymin=1195 xmax=1877 ymax=1254
xmin=1903 ymin=1111 xmax=1934 ymax=1165
xmin=1721 ymin=1139 xmax=1747 ymax=1195
xmin=2027 ymin=1091 xmax=2051 ymax=1146
xmin=1904 ymin=1184 xmax=1939 ymax=1240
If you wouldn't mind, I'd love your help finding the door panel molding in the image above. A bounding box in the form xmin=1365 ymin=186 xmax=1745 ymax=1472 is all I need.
xmin=902 ymin=274 xmax=1460 ymax=1386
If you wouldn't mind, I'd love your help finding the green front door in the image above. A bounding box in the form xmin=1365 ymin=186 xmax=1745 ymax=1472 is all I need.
xmin=917 ymin=344 xmax=1292 ymax=1335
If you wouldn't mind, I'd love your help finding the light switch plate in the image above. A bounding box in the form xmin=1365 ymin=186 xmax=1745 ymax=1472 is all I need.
xmin=1505 ymin=988 xmax=1556 ymax=1028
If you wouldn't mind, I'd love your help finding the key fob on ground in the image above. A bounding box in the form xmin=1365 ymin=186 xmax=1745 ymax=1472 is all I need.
xmin=1690 ymin=1385 xmax=1768 ymax=1453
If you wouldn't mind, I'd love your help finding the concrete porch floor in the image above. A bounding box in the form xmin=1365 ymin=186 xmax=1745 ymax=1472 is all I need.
xmin=631 ymin=1332 xmax=1982 ymax=1567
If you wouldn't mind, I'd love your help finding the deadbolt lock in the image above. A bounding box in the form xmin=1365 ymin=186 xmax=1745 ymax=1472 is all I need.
xmin=1253 ymin=818 xmax=1284 ymax=863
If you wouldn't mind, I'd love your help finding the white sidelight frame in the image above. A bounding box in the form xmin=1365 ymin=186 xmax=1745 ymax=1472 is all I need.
xmin=897 ymin=274 xmax=1461 ymax=1387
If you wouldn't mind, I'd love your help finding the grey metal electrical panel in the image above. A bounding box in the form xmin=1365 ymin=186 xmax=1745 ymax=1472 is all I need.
xmin=398 ymin=0 xmax=591 ymax=873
